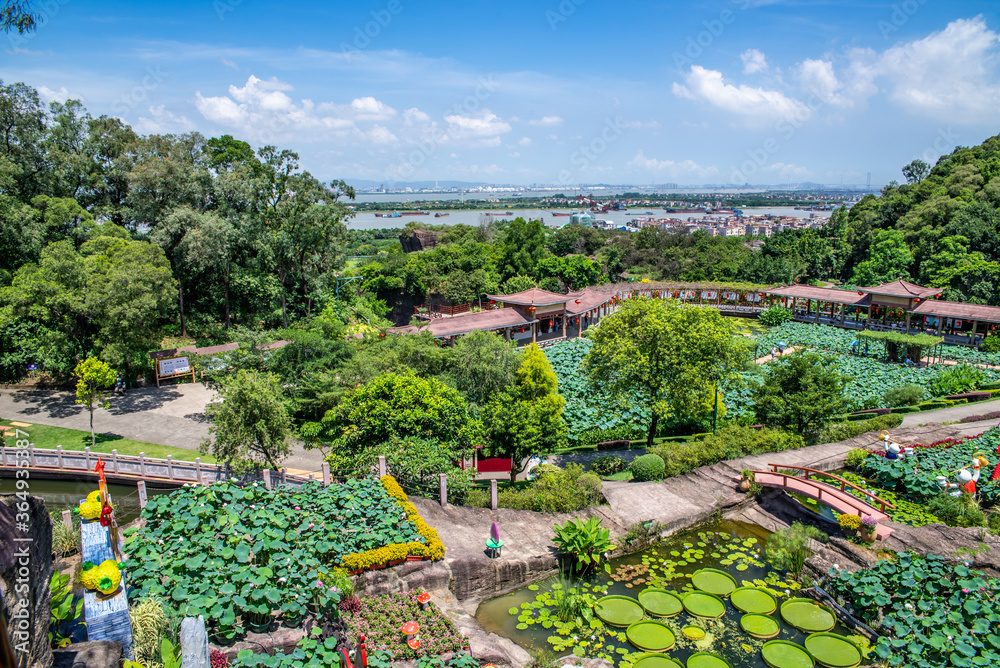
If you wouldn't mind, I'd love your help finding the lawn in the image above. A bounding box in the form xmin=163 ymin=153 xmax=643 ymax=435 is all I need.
xmin=0 ymin=420 xmax=215 ymax=463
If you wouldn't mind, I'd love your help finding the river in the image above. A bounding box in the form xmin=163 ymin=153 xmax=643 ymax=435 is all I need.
xmin=346 ymin=206 xmax=832 ymax=230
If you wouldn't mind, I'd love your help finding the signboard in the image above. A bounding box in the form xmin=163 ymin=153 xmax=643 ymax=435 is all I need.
xmin=154 ymin=355 xmax=194 ymax=386
xmin=158 ymin=356 xmax=190 ymax=377
xmin=27 ymin=363 xmax=37 ymax=371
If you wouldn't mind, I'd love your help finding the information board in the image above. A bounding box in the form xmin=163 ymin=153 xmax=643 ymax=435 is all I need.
xmin=158 ymin=356 xmax=190 ymax=377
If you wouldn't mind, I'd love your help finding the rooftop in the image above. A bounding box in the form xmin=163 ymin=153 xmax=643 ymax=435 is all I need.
xmin=388 ymin=308 xmax=536 ymax=338
xmin=485 ymin=287 xmax=585 ymax=306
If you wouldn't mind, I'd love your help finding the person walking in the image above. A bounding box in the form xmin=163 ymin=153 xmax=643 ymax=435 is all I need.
xmin=770 ymin=346 xmax=777 ymax=361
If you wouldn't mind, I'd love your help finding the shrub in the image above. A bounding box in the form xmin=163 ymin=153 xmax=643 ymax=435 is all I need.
xmin=130 ymin=598 xmax=171 ymax=668
xmin=819 ymin=413 xmax=903 ymax=443
xmin=930 ymin=364 xmax=986 ymax=396
xmin=927 ymin=492 xmax=986 ymax=528
xmin=946 ymin=392 xmax=992 ymax=402
xmin=918 ymin=400 xmax=949 ymax=411
xmin=589 ymin=454 xmax=628 ymax=476
xmin=650 ymin=423 xmax=805 ymax=479
xmin=596 ymin=439 xmax=632 ymax=451
xmin=629 ymin=454 xmax=665 ymax=482
xmin=471 ymin=464 xmax=605 ymax=513
xmin=50 ymin=512 xmax=79 ymax=557
xmin=845 ymin=448 xmax=870 ymax=469
xmin=980 ymin=334 xmax=1000 ymax=353
xmin=850 ymin=407 xmax=891 ymax=416
xmin=961 ymin=411 xmax=1000 ymax=423
xmin=989 ymin=511 xmax=1000 ymax=534
xmin=883 ymin=383 xmax=925 ymax=407
xmin=982 ymin=381 xmax=1000 ymax=391
xmin=838 ymin=514 xmax=861 ymax=531
xmin=552 ymin=517 xmax=615 ymax=572
xmin=758 ymin=305 xmax=794 ymax=327
xmin=765 ymin=522 xmax=826 ymax=578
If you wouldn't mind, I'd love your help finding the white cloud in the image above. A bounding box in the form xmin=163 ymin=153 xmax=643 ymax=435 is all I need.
xmin=443 ymin=110 xmax=512 ymax=138
xmin=741 ymin=49 xmax=768 ymax=74
xmin=672 ymin=65 xmax=811 ymax=125
xmin=221 ymin=58 xmax=239 ymax=70
xmin=517 ymin=136 xmax=532 ymax=146
xmin=37 ymin=85 xmax=84 ymax=104
xmin=133 ymin=105 xmax=196 ymax=134
xmin=348 ymin=96 xmax=396 ymax=120
xmin=874 ymin=16 xmax=1000 ymax=123
xmin=527 ymin=115 xmax=563 ymax=126
xmin=627 ymin=150 xmax=719 ymax=178
xmin=403 ymin=108 xmax=431 ymax=125
xmin=798 ymin=58 xmax=853 ymax=107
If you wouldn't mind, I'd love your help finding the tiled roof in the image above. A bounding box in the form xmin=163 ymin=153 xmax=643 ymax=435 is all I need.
xmin=388 ymin=308 xmax=536 ymax=338
xmin=762 ymin=285 xmax=871 ymax=306
xmin=860 ymin=279 xmax=941 ymax=298
xmin=485 ymin=287 xmax=584 ymax=306
xmin=909 ymin=300 xmax=1000 ymax=323
xmin=566 ymin=287 xmax=615 ymax=315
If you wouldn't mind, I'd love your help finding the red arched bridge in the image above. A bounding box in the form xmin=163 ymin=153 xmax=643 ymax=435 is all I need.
xmin=749 ymin=464 xmax=895 ymax=540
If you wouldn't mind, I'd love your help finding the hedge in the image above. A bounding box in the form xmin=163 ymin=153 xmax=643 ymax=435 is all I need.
xmin=819 ymin=413 xmax=904 ymax=444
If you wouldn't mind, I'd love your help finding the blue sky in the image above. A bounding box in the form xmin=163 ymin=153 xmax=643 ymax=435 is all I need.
xmin=3 ymin=0 xmax=999 ymax=186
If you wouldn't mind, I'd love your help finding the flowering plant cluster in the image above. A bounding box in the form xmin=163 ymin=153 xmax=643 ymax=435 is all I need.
xmin=344 ymin=591 xmax=467 ymax=660
xmin=838 ymin=514 xmax=861 ymax=530
xmin=860 ymin=515 xmax=878 ymax=529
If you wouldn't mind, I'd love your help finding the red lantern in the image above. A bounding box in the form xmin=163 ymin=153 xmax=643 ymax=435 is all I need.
xmin=857 ymin=290 xmax=864 ymax=296
xmin=520 ymin=327 xmax=525 ymax=333
xmin=549 ymin=319 xmax=554 ymax=327
xmin=575 ymin=298 xmax=582 ymax=304
xmin=758 ymin=292 xmax=764 ymax=297
xmin=575 ymin=317 xmax=579 ymax=324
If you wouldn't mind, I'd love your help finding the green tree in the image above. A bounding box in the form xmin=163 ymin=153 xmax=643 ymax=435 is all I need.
xmin=303 ymin=371 xmax=481 ymax=471
xmin=585 ymin=297 xmax=744 ymax=445
xmin=753 ymin=351 xmax=848 ymax=442
xmin=500 ymin=274 xmax=535 ymax=294
xmin=496 ymin=217 xmax=548 ymax=281
xmin=902 ymin=159 xmax=930 ymax=185
xmin=483 ymin=343 xmax=567 ymax=481
xmin=73 ymin=357 xmax=116 ymax=448
xmin=201 ymin=368 xmax=293 ymax=472
xmin=448 ymin=329 xmax=519 ymax=405
xmin=850 ymin=229 xmax=913 ymax=286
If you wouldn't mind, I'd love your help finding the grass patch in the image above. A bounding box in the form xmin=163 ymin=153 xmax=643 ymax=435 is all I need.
xmin=0 ymin=420 xmax=214 ymax=463
xmin=604 ymin=470 xmax=633 ymax=481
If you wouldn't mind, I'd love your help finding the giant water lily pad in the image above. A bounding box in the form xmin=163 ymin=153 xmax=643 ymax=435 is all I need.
xmin=633 ymin=654 xmax=684 ymax=668
xmin=638 ymin=588 xmax=683 ymax=618
xmin=626 ymin=620 xmax=676 ymax=652
xmin=780 ymin=598 xmax=836 ymax=633
xmin=740 ymin=614 xmax=780 ymax=639
xmin=691 ymin=568 xmax=737 ymax=597
xmin=731 ymin=587 xmax=777 ymax=615
xmin=761 ymin=640 xmax=814 ymax=668
xmin=687 ymin=652 xmax=733 ymax=668
xmin=682 ymin=625 xmax=706 ymax=641
xmin=803 ymin=633 xmax=862 ymax=668
xmin=595 ymin=595 xmax=644 ymax=627
xmin=682 ymin=591 xmax=726 ymax=619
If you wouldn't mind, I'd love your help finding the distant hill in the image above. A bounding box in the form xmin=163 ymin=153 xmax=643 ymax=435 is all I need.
xmin=831 ymin=133 xmax=1000 ymax=304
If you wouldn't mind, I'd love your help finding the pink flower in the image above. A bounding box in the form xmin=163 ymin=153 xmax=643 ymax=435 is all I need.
xmin=308 ymin=523 xmax=315 ymax=529
xmin=963 ymin=588 xmax=971 ymax=593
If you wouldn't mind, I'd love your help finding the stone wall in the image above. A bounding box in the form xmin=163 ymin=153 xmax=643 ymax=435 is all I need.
xmin=1 ymin=494 xmax=54 ymax=668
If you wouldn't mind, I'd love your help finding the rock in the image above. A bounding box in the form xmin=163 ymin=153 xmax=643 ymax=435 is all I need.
xmin=492 ymin=636 xmax=532 ymax=668
xmin=52 ymin=640 xmax=122 ymax=668
xmin=217 ymin=625 xmax=306 ymax=663
xmin=1 ymin=494 xmax=54 ymax=668
xmin=400 ymin=229 xmax=444 ymax=253
xmin=400 ymin=564 xmax=450 ymax=593
xmin=180 ymin=616 xmax=209 ymax=668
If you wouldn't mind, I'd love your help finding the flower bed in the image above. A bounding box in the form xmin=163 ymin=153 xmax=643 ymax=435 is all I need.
xmin=819 ymin=471 xmax=941 ymax=527
xmin=122 ymin=476 xmax=441 ymax=642
xmin=345 ymin=591 xmax=468 ymax=659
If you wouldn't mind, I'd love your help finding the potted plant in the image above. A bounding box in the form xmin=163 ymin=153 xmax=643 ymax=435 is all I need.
xmin=838 ymin=513 xmax=861 ymax=537
xmin=739 ymin=469 xmax=755 ymax=492
xmin=859 ymin=515 xmax=878 ymax=543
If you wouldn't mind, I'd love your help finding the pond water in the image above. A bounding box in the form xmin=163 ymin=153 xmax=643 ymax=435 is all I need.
xmin=475 ymin=521 xmax=854 ymax=668
xmin=6 ymin=478 xmax=176 ymax=524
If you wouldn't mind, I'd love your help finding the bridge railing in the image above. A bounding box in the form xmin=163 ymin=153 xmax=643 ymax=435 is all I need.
xmin=763 ymin=463 xmax=895 ymax=513
xmin=0 ymin=444 xmax=315 ymax=487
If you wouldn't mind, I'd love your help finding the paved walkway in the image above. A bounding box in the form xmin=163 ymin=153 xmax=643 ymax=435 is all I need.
xmin=0 ymin=383 xmax=326 ymax=471
xmin=900 ymin=397 xmax=1000 ymax=428
xmin=754 ymin=347 xmax=800 ymax=364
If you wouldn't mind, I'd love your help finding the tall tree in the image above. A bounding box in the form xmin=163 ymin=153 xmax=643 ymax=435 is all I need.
xmin=850 ymin=229 xmax=913 ymax=286
xmin=901 ymin=159 xmax=930 ymax=185
xmin=496 ymin=217 xmax=548 ymax=282
xmin=448 ymin=329 xmax=519 ymax=405
xmin=201 ymin=368 xmax=293 ymax=473
xmin=483 ymin=343 xmax=567 ymax=481
xmin=585 ymin=297 xmax=744 ymax=445
xmin=754 ymin=352 xmax=847 ymax=442
xmin=73 ymin=356 xmax=116 ymax=448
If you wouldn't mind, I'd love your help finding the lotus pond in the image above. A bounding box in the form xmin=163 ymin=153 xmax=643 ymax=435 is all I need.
xmin=476 ymin=521 xmax=867 ymax=668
